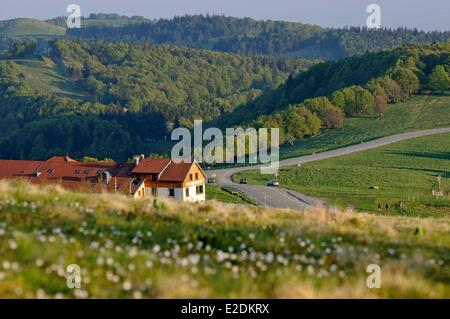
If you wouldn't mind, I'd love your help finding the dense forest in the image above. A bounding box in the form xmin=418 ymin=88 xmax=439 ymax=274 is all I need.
xmin=0 ymin=13 xmax=449 ymax=161
xmin=67 ymin=15 xmax=450 ymax=60
xmin=52 ymin=39 xmax=313 ymax=124
xmin=0 ymin=39 xmax=313 ymax=160
xmin=223 ymin=43 xmax=450 ymax=144
xmin=1 ymin=42 xmax=448 ymax=160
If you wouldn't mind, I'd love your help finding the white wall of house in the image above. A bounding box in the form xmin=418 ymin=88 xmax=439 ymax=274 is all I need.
xmin=183 ymin=182 xmax=206 ymax=202
xmin=145 ymin=187 xmax=182 ymax=201
xmin=144 ymin=182 xmax=205 ymax=202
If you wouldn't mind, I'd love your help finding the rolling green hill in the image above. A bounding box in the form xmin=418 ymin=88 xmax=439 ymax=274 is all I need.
xmin=0 ymin=40 xmax=314 ymax=161
xmin=0 ymin=18 xmax=65 ymax=37
xmin=47 ymin=13 xmax=150 ymax=28
xmin=67 ymin=15 xmax=450 ymax=60
xmin=0 ymin=180 xmax=448 ymax=298
xmin=219 ymin=43 xmax=450 ymax=148
xmin=13 ymin=57 xmax=85 ymax=99
xmin=280 ymin=94 xmax=450 ymax=159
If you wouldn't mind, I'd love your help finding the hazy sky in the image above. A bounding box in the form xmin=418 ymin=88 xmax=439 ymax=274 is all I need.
xmin=1 ymin=0 xmax=449 ymax=31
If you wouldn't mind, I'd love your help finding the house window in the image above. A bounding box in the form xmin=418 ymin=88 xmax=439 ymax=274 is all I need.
xmin=189 ymin=174 xmax=193 ymax=181
xmin=75 ymin=169 xmax=81 ymax=174
xmin=152 ymin=188 xmax=157 ymax=196
xmin=185 ymin=188 xmax=190 ymax=197
xmin=195 ymin=173 xmax=199 ymax=180
xmin=169 ymin=188 xmax=175 ymax=197
xmin=47 ymin=168 xmax=54 ymax=174
xmin=84 ymin=170 xmax=90 ymax=174
xmin=196 ymin=185 xmax=204 ymax=194
xmin=138 ymin=190 xmax=141 ymax=197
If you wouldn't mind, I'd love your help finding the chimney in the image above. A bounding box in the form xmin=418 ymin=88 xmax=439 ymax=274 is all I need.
xmin=135 ymin=154 xmax=145 ymax=166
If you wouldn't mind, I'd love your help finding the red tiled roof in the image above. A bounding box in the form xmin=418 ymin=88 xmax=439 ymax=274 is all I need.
xmin=159 ymin=161 xmax=195 ymax=182
xmin=0 ymin=156 xmax=142 ymax=196
xmin=0 ymin=160 xmax=43 ymax=179
xmin=131 ymin=158 xmax=171 ymax=174
xmin=0 ymin=155 xmax=205 ymax=193
xmin=131 ymin=158 xmax=205 ymax=182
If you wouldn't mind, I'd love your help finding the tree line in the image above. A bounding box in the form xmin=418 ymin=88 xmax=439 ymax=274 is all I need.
xmin=0 ymin=39 xmax=313 ymax=160
xmin=67 ymin=15 xmax=450 ymax=60
xmin=225 ymin=43 xmax=450 ymax=145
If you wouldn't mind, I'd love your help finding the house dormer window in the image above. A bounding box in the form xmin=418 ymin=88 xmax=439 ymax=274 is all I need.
xmin=84 ymin=170 xmax=90 ymax=175
xmin=47 ymin=168 xmax=54 ymax=174
xmin=75 ymin=169 xmax=81 ymax=174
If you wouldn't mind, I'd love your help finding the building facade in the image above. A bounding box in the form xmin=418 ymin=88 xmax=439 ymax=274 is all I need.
xmin=0 ymin=156 xmax=206 ymax=202
xmin=131 ymin=157 xmax=206 ymax=202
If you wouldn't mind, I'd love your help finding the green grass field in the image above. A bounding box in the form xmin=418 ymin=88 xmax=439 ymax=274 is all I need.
xmin=14 ymin=57 xmax=85 ymax=99
xmin=280 ymin=95 xmax=450 ymax=159
xmin=0 ymin=181 xmax=448 ymax=298
xmin=236 ymin=133 xmax=450 ymax=217
xmin=206 ymin=184 xmax=254 ymax=204
xmin=0 ymin=18 xmax=65 ymax=37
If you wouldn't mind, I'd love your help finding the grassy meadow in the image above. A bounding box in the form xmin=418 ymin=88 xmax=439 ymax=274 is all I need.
xmin=236 ymin=133 xmax=450 ymax=217
xmin=281 ymin=95 xmax=450 ymax=159
xmin=206 ymin=184 xmax=255 ymax=205
xmin=0 ymin=181 xmax=448 ymax=298
xmin=14 ymin=57 xmax=86 ymax=99
xmin=0 ymin=18 xmax=65 ymax=37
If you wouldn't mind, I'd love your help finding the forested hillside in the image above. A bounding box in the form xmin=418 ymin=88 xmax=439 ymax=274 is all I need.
xmin=67 ymin=15 xmax=450 ymax=60
xmin=47 ymin=13 xmax=150 ymax=28
xmin=222 ymin=43 xmax=450 ymax=144
xmin=0 ymin=39 xmax=312 ymax=160
xmin=0 ymin=37 xmax=448 ymax=161
xmin=52 ymin=39 xmax=312 ymax=122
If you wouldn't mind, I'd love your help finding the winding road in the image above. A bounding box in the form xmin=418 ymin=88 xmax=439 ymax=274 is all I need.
xmin=209 ymin=127 xmax=450 ymax=211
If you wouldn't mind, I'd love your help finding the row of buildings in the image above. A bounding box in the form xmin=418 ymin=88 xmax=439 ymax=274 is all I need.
xmin=0 ymin=156 xmax=206 ymax=202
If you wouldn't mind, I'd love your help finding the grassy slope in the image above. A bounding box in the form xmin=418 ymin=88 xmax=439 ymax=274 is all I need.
xmin=0 ymin=181 xmax=448 ymax=298
xmin=236 ymin=133 xmax=450 ymax=217
xmin=206 ymin=184 xmax=252 ymax=204
xmin=13 ymin=57 xmax=85 ymax=99
xmin=0 ymin=18 xmax=65 ymax=37
xmin=280 ymin=95 xmax=450 ymax=160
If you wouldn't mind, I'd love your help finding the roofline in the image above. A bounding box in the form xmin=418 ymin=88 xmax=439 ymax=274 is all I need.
xmin=158 ymin=160 xmax=205 ymax=182
xmin=131 ymin=158 xmax=171 ymax=175
xmin=134 ymin=178 xmax=146 ymax=190
xmin=157 ymin=160 xmax=172 ymax=179
xmin=194 ymin=161 xmax=207 ymax=180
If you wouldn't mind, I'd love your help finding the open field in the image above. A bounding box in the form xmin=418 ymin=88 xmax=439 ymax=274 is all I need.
xmin=280 ymin=95 xmax=450 ymax=159
xmin=0 ymin=181 xmax=448 ymax=298
xmin=235 ymin=133 xmax=450 ymax=217
xmin=0 ymin=18 xmax=65 ymax=37
xmin=206 ymin=184 xmax=254 ymax=205
xmin=14 ymin=57 xmax=85 ymax=99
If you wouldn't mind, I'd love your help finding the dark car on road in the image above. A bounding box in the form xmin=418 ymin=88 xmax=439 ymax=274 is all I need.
xmin=239 ymin=178 xmax=248 ymax=184
xmin=207 ymin=176 xmax=216 ymax=184
xmin=267 ymin=180 xmax=279 ymax=187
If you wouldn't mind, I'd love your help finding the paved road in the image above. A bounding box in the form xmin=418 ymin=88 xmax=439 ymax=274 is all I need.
xmin=209 ymin=127 xmax=450 ymax=210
